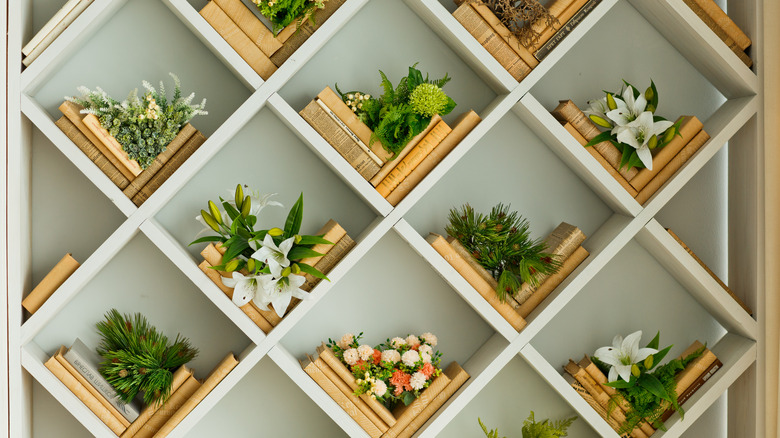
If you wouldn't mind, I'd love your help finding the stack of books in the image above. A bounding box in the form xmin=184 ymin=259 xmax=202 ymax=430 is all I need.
xmin=199 ymin=0 xmax=346 ymax=77
xmin=302 ymin=344 xmax=469 ymax=438
xmin=21 ymin=0 xmax=93 ymax=67
xmin=56 ymin=101 xmax=207 ymax=207
xmin=452 ymin=0 xmax=600 ymax=80
xmin=300 ymin=87 xmax=481 ymax=206
xmin=553 ymin=100 xmax=711 ymax=205
xmin=564 ymin=341 xmax=722 ymax=437
xmin=45 ymin=341 xmax=238 ymax=438
xmin=683 ymin=0 xmax=752 ymax=67
xmin=199 ymin=219 xmax=355 ymax=333
xmin=427 ymin=222 xmax=589 ymax=331
xmin=21 ymin=253 xmax=80 ymax=316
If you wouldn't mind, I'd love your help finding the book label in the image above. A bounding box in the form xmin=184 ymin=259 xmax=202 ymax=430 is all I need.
xmin=534 ymin=0 xmax=601 ymax=61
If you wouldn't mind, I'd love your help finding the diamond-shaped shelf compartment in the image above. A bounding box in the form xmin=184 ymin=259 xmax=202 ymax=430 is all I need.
xmin=527 ymin=236 xmax=756 ymax=437
xmin=22 ymin=232 xmax=254 ymax=437
xmin=439 ymin=355 xmax=600 ymax=438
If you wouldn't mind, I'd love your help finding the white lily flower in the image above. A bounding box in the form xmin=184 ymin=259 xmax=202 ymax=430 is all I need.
xmin=584 ymin=96 xmax=611 ymax=127
xmin=607 ymin=87 xmax=647 ymax=131
xmin=254 ymin=273 xmax=309 ymax=318
xmin=616 ymin=111 xmax=674 ymax=170
xmin=594 ymin=330 xmax=658 ymax=383
xmin=221 ymin=272 xmax=274 ymax=307
xmin=227 ymin=186 xmax=283 ymax=217
xmin=251 ymin=234 xmax=294 ymax=277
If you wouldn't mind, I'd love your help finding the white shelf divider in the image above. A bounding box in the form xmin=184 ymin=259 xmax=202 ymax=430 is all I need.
xmin=637 ymin=219 xmax=758 ymax=340
xmin=267 ymin=344 xmax=371 ymax=438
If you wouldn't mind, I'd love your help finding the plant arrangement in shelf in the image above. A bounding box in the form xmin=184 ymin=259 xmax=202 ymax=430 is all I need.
xmin=66 ymin=73 xmax=207 ymax=170
xmin=252 ymin=0 xmax=326 ymax=35
xmin=462 ymin=0 xmax=556 ymax=47
xmin=328 ymin=332 xmax=443 ymax=408
xmin=96 ymin=309 xmax=198 ymax=406
xmin=446 ymin=203 xmax=561 ymax=302
xmin=335 ymin=63 xmax=457 ymax=158
xmin=591 ymin=330 xmax=704 ymax=433
xmin=583 ymin=80 xmax=681 ymax=172
xmin=191 ymin=184 xmax=332 ymax=318
xmin=478 ymin=411 xmax=577 ymax=438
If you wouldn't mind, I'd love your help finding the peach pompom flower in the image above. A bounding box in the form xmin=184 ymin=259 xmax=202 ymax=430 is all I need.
xmin=420 ymin=332 xmax=438 ymax=347
xmin=357 ymin=344 xmax=374 ymax=361
xmin=343 ymin=348 xmax=359 ymax=366
xmin=337 ymin=333 xmax=354 ymax=350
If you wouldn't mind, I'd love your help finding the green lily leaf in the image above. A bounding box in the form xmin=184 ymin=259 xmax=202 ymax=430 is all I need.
xmin=651 ymin=345 xmax=673 ymax=368
xmin=222 ymin=240 xmax=249 ymax=264
xmin=297 ymin=235 xmax=333 ymax=246
xmin=297 ymin=262 xmax=329 ymax=281
xmin=284 ymin=193 xmax=304 ymax=239
xmin=603 ymin=379 xmax=635 ymax=389
xmin=646 ymin=331 xmax=661 ymax=350
xmin=288 ymin=246 xmax=324 ymax=261
xmin=222 ymin=201 xmax=241 ymax=222
xmin=650 ymin=80 xmax=659 ymax=109
xmin=188 ymin=236 xmax=223 ymax=246
xmin=638 ymin=374 xmax=673 ymax=402
xmin=584 ymin=131 xmax=612 ymax=148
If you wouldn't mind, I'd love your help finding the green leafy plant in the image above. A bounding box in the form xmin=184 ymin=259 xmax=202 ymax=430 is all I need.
xmin=252 ymin=0 xmax=325 ymax=35
xmin=335 ymin=63 xmax=456 ymax=158
xmin=96 ymin=309 xmax=198 ymax=406
xmin=478 ymin=412 xmax=577 ymax=438
xmin=67 ymin=73 xmax=207 ymax=170
xmin=592 ymin=331 xmax=705 ymax=433
xmin=445 ymin=203 xmax=560 ymax=302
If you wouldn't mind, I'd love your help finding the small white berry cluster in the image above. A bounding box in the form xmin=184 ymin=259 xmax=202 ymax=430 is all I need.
xmin=345 ymin=92 xmax=371 ymax=113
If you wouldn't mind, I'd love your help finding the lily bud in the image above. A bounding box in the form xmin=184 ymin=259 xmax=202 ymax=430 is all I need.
xmin=631 ymin=364 xmax=641 ymax=377
xmin=235 ymin=184 xmax=244 ymax=210
xmin=644 ymin=355 xmax=654 ymax=369
xmin=647 ymin=134 xmax=659 ymax=149
xmin=281 ymin=266 xmax=292 ymax=277
xmin=589 ymin=114 xmax=613 ymax=129
xmin=247 ymin=259 xmax=256 ymax=273
xmin=208 ymin=200 xmax=222 ymax=225
xmin=291 ymin=263 xmax=301 ymax=274
xmin=268 ymin=227 xmax=284 ymax=237
xmin=201 ymin=210 xmax=220 ymax=232
xmin=645 ymin=86 xmax=654 ymax=102
xmin=241 ymin=196 xmax=251 ymax=217
xmin=646 ymin=103 xmax=656 ymax=113
xmin=606 ymin=93 xmax=617 ymax=110
xmin=225 ymin=259 xmax=240 ymax=272
xmin=663 ymin=127 xmax=676 ymax=144
xmin=294 ymin=234 xmax=302 ymax=244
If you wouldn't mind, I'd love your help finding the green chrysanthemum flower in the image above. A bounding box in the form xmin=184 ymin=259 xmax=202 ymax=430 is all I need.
xmin=409 ymin=83 xmax=448 ymax=117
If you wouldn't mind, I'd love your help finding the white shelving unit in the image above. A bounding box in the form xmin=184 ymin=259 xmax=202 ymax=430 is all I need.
xmin=6 ymin=0 xmax=765 ymax=436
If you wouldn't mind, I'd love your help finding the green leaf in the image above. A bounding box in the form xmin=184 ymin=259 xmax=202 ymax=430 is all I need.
xmin=188 ymin=236 xmax=223 ymax=246
xmin=638 ymin=374 xmax=673 ymax=402
xmin=651 ymin=345 xmax=673 ymax=367
xmin=297 ymin=262 xmax=329 ymax=281
xmin=288 ymin=246 xmax=324 ymax=261
xmin=402 ymin=391 xmax=415 ymax=406
xmin=603 ymin=379 xmax=634 ymax=389
xmin=283 ymin=193 xmax=304 ymax=239
xmin=650 ymin=80 xmax=659 ymax=110
xmin=440 ymin=96 xmax=456 ymax=115
xmin=222 ymin=201 xmax=241 ymax=222
xmin=646 ymin=331 xmax=661 ymax=350
xmin=584 ymin=131 xmax=613 ymax=148
xmin=297 ymin=235 xmax=333 ymax=245
xmin=223 ymin=240 xmax=249 ymax=264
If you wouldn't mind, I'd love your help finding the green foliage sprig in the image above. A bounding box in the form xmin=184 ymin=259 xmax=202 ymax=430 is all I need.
xmin=335 ymin=63 xmax=456 ymax=158
xmin=446 ymin=203 xmax=560 ymax=302
xmin=478 ymin=411 xmax=577 ymax=438
xmin=67 ymin=73 xmax=207 ymax=170
xmin=96 ymin=309 xmax=198 ymax=406
xmin=252 ymin=0 xmax=325 ymax=35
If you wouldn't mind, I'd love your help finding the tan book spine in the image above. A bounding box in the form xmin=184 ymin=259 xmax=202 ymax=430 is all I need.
xmin=54 ymin=117 xmax=131 ymax=189
xmin=59 ymin=101 xmax=139 ymax=181
xmin=121 ymin=366 xmax=193 ymax=438
xmin=82 ymin=113 xmax=143 ymax=177
xmin=552 ymin=100 xmax=638 ymax=181
xmin=22 ymin=0 xmax=81 ymax=55
xmin=152 ymin=354 xmax=239 ymax=438
xmin=689 ymin=0 xmax=751 ymax=50
xmin=529 ymin=0 xmax=573 ymax=35
xmin=666 ymin=228 xmax=751 ymax=314
xmin=316 ymin=344 xmax=397 ymax=427
xmin=198 ymin=259 xmax=274 ymax=334
xmin=132 ymin=131 xmax=207 ymax=206
xmin=563 ymin=374 xmax=633 ymax=438
xmin=304 ymin=234 xmax=356 ymax=291
xmin=300 ymin=100 xmax=381 ymax=180
xmin=469 ymin=3 xmax=539 ymax=68
xmin=384 ymin=370 xmax=452 ymax=438
xmin=122 ymin=124 xmax=196 ymax=199
xmin=22 ymin=0 xmax=92 ymax=66
xmin=530 ymin=0 xmax=588 ymax=51
xmin=22 ymin=253 xmax=80 ymax=314
xmin=427 ymin=233 xmax=527 ymax=331
xmin=563 ymin=121 xmax=638 ymax=197
xmin=397 ymin=362 xmax=470 ymax=438
xmin=298 ymin=219 xmax=346 ymax=266
xmin=315 ymin=98 xmax=383 ymax=165
xmin=516 ymin=246 xmax=588 ymax=318
xmin=369 ymin=114 xmax=442 ymax=187
xmin=211 ymin=0 xmax=282 ymax=56
xmin=199 ymin=1 xmax=277 ymax=79
xmin=513 ymin=222 xmax=586 ymax=304
xmin=45 ymin=348 xmax=127 ymax=435
xmin=447 ymin=238 xmax=522 ymax=310
xmin=634 ymin=129 xmax=710 ymax=205
xmin=302 ymin=355 xmax=382 ymax=438
xmin=133 ymin=376 xmax=201 ymax=438
xmin=675 ymin=344 xmax=717 ymax=392
xmin=452 ymin=4 xmax=531 ymax=81
xmin=376 ymin=121 xmax=453 ymax=197
xmin=629 ymin=116 xmax=703 ymax=191
xmin=269 ymin=0 xmax=346 ymax=66
xmin=732 ymin=44 xmax=753 ymax=68
xmin=54 ymin=349 xmax=130 ymax=427
xmin=274 ymin=0 xmax=326 ymax=44
xmin=660 ymin=358 xmax=722 ymax=422
xmin=386 ymin=110 xmax=481 ymax=206
xmin=317 ymin=86 xmax=390 ymax=161
xmin=313 ymin=357 xmax=389 ymax=433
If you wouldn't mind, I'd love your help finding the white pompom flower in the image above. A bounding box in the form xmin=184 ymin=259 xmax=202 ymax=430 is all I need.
xmin=381 ymin=349 xmax=401 ymax=364
xmin=420 ymin=332 xmax=437 ymax=347
xmin=410 ymin=372 xmax=427 ymax=390
xmin=371 ymin=379 xmax=388 ymax=397
xmin=357 ymin=345 xmax=374 ymax=361
xmin=337 ymin=333 xmax=354 ymax=350
xmin=402 ymin=350 xmax=420 ymax=367
xmin=406 ymin=335 xmax=421 ymax=348
xmin=418 ymin=344 xmax=433 ymax=356
xmin=420 ymin=352 xmax=432 ymax=364
xmin=343 ymin=348 xmax=359 ymax=366
xmin=390 ymin=337 xmax=406 ymax=349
